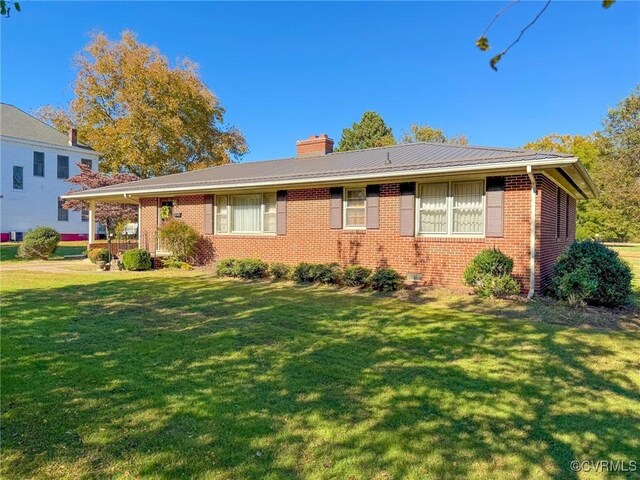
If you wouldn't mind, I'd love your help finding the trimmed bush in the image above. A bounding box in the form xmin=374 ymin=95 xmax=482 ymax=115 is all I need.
xmin=463 ymin=248 xmax=520 ymax=298
xmin=293 ymin=262 xmax=316 ymax=284
xmin=216 ymin=258 xmax=238 ymax=277
xmin=17 ymin=226 xmax=60 ymax=259
xmin=463 ymin=248 xmax=514 ymax=285
xmin=157 ymin=220 xmax=200 ymax=262
xmin=269 ymin=263 xmax=291 ymax=280
xmin=121 ymin=248 xmax=152 ymax=271
xmin=343 ymin=265 xmax=372 ymax=287
xmin=552 ymin=240 xmax=632 ymax=307
xmin=369 ymin=268 xmax=404 ymax=293
xmin=474 ymin=274 xmax=521 ymax=299
xmin=293 ymin=262 xmax=342 ymax=284
xmin=88 ymin=247 xmax=109 ymax=264
xmin=235 ymin=258 xmax=268 ymax=280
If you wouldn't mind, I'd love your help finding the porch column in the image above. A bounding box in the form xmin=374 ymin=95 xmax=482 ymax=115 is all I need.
xmin=88 ymin=201 xmax=96 ymax=242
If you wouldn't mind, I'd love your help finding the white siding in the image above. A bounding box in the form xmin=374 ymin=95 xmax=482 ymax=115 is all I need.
xmin=0 ymin=137 xmax=100 ymax=237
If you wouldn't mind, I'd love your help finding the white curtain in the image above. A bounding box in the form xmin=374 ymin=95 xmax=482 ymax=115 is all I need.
xmin=452 ymin=181 xmax=483 ymax=234
xmin=419 ymin=183 xmax=448 ymax=233
xmin=263 ymin=193 xmax=276 ymax=233
xmin=231 ymin=194 xmax=262 ymax=233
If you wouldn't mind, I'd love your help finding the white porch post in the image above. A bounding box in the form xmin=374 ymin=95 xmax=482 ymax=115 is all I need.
xmin=88 ymin=201 xmax=96 ymax=243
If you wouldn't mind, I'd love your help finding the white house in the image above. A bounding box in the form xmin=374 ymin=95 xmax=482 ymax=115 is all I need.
xmin=0 ymin=103 xmax=100 ymax=241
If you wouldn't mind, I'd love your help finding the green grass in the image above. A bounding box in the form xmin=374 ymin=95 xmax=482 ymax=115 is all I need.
xmin=0 ymin=243 xmax=87 ymax=262
xmin=2 ymin=268 xmax=639 ymax=479
xmin=612 ymin=245 xmax=640 ymax=306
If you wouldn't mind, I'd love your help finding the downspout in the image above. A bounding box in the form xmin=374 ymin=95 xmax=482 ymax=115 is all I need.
xmin=526 ymin=166 xmax=537 ymax=299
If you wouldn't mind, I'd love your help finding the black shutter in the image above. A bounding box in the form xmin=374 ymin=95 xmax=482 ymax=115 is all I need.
xmin=276 ymin=190 xmax=287 ymax=235
xmin=485 ymin=177 xmax=505 ymax=238
xmin=329 ymin=187 xmax=343 ymax=229
xmin=399 ymin=182 xmax=415 ymax=236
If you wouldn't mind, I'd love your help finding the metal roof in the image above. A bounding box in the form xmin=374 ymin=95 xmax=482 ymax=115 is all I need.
xmin=0 ymin=103 xmax=94 ymax=151
xmin=66 ymin=141 xmax=579 ymax=198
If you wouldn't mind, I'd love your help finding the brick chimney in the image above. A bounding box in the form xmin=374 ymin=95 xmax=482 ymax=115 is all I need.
xmin=296 ymin=134 xmax=334 ymax=157
xmin=68 ymin=128 xmax=78 ymax=146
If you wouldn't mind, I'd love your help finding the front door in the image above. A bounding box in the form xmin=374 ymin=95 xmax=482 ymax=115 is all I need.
xmin=157 ymin=198 xmax=174 ymax=253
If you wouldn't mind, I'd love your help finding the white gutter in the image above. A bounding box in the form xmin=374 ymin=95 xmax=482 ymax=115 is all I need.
xmin=526 ymin=165 xmax=537 ymax=299
xmin=62 ymin=157 xmax=579 ymax=200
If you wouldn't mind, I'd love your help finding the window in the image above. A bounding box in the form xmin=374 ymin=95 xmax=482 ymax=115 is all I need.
xmin=57 ymin=155 xmax=69 ymax=179
xmin=216 ymin=193 xmax=277 ymax=234
xmin=418 ymin=183 xmax=448 ymax=234
xmin=263 ymin=192 xmax=277 ymax=233
xmin=58 ymin=199 xmax=68 ymax=221
xmin=452 ymin=181 xmax=484 ymax=234
xmin=13 ymin=166 xmax=24 ymax=190
xmin=417 ymin=180 xmax=485 ymax=236
xmin=81 ymin=210 xmax=89 ymax=222
xmin=81 ymin=158 xmax=93 ymax=169
xmin=344 ymin=188 xmax=366 ymax=228
xmin=33 ymin=152 xmax=45 ymax=177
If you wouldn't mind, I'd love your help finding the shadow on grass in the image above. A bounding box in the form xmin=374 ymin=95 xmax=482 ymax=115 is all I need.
xmin=2 ymin=274 xmax=640 ymax=479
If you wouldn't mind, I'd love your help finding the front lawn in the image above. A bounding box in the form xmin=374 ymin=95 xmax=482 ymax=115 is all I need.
xmin=2 ymin=268 xmax=639 ymax=479
xmin=0 ymin=242 xmax=87 ymax=262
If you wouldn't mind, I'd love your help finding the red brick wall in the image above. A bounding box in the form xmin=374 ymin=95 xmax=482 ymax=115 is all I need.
xmin=137 ymin=174 xmax=576 ymax=293
xmin=536 ymin=176 xmax=576 ymax=293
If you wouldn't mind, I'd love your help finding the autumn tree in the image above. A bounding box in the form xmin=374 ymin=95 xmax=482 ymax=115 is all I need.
xmin=63 ymin=163 xmax=139 ymax=238
xmin=401 ymin=124 xmax=468 ymax=145
xmin=524 ymin=87 xmax=640 ymax=241
xmin=336 ymin=111 xmax=396 ymax=152
xmin=37 ymin=31 xmax=247 ymax=178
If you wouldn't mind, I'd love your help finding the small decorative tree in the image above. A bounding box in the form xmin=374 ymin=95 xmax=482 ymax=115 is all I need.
xmin=63 ymin=163 xmax=139 ymax=241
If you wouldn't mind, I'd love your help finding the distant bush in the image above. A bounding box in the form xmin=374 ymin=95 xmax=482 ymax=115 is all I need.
xmin=269 ymin=263 xmax=291 ymax=280
xmin=552 ymin=241 xmax=632 ymax=307
xmin=463 ymin=248 xmax=520 ymax=298
xmin=343 ymin=265 xmax=372 ymax=287
xmin=216 ymin=258 xmax=238 ymax=277
xmin=17 ymin=226 xmax=60 ymax=260
xmin=157 ymin=220 xmax=200 ymax=262
xmin=369 ymin=268 xmax=404 ymax=293
xmin=88 ymin=247 xmax=109 ymax=264
xmin=235 ymin=258 xmax=268 ymax=280
xmin=122 ymin=249 xmax=152 ymax=271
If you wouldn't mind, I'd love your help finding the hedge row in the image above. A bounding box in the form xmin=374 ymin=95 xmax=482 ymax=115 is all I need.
xmin=216 ymin=258 xmax=404 ymax=292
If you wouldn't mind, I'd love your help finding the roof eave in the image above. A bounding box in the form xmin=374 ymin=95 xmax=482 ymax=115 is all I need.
xmin=62 ymin=157 xmax=580 ymax=202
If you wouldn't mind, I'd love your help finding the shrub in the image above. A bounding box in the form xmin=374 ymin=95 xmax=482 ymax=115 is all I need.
xmin=343 ymin=265 xmax=372 ymax=287
xmin=269 ymin=263 xmax=291 ymax=280
xmin=121 ymin=248 xmax=152 ymax=271
xmin=369 ymin=268 xmax=404 ymax=293
xmin=293 ymin=262 xmax=342 ymax=284
xmin=293 ymin=262 xmax=316 ymax=284
xmin=474 ymin=274 xmax=521 ymax=299
xmin=463 ymin=248 xmax=514 ymax=285
xmin=157 ymin=220 xmax=200 ymax=262
xmin=88 ymin=247 xmax=109 ymax=264
xmin=552 ymin=240 xmax=632 ymax=307
xmin=17 ymin=226 xmax=60 ymax=259
xmin=162 ymin=257 xmax=193 ymax=270
xmin=463 ymin=248 xmax=520 ymax=298
xmin=235 ymin=258 xmax=268 ymax=280
xmin=216 ymin=258 xmax=238 ymax=277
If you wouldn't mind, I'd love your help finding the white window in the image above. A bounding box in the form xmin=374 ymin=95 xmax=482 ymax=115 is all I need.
xmin=215 ymin=195 xmax=229 ymax=234
xmin=263 ymin=193 xmax=277 ymax=234
xmin=216 ymin=193 xmax=277 ymax=235
xmin=344 ymin=187 xmax=366 ymax=228
xmin=417 ymin=180 xmax=485 ymax=236
xmin=452 ymin=181 xmax=484 ymax=234
xmin=418 ymin=183 xmax=448 ymax=234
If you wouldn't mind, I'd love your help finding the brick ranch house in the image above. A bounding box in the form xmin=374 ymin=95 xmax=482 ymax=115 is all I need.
xmin=64 ymin=135 xmax=596 ymax=295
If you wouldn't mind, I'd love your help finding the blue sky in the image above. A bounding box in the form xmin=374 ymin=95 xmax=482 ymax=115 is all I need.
xmin=2 ymin=1 xmax=639 ymax=162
